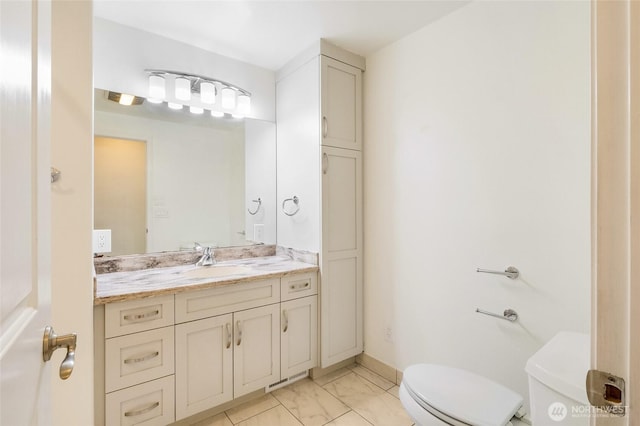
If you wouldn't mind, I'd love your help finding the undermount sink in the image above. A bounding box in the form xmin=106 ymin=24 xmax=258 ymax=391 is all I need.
xmin=182 ymin=265 xmax=252 ymax=279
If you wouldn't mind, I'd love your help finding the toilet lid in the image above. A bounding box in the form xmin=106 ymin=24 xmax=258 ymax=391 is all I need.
xmin=403 ymin=364 xmax=524 ymax=426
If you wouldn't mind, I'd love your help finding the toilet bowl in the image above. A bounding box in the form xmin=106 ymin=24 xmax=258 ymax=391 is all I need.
xmin=400 ymin=332 xmax=590 ymax=426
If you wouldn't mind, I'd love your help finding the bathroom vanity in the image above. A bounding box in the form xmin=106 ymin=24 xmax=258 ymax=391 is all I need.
xmin=94 ymin=249 xmax=318 ymax=425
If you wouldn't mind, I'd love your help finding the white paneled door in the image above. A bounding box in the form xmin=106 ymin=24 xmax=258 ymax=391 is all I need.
xmin=0 ymin=0 xmax=52 ymax=424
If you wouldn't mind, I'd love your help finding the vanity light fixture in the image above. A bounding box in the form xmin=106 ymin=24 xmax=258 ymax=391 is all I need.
xmin=107 ymin=91 xmax=145 ymax=106
xmin=145 ymin=69 xmax=251 ymax=119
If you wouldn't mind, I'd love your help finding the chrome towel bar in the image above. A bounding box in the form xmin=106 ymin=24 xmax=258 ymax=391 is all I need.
xmin=476 ymin=266 xmax=519 ymax=279
xmin=476 ymin=308 xmax=518 ymax=322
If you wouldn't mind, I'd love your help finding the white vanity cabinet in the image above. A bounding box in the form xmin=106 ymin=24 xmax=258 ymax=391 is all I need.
xmin=280 ymin=272 xmax=318 ymax=378
xmin=277 ymin=40 xmax=364 ymax=368
xmin=102 ymin=295 xmax=176 ymax=426
xmin=96 ymin=270 xmax=318 ymax=425
xmin=174 ymin=279 xmax=281 ymax=420
xmin=175 ymin=314 xmax=233 ymax=420
xmin=321 ymin=56 xmax=362 ymax=151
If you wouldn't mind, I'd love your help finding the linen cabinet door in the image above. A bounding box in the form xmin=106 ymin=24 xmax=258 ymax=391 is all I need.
xmin=321 ymin=146 xmax=363 ymax=367
xmin=175 ymin=314 xmax=233 ymax=420
xmin=233 ymin=304 xmax=281 ymax=397
xmin=321 ymin=56 xmax=362 ymax=151
xmin=281 ymin=295 xmax=318 ymax=378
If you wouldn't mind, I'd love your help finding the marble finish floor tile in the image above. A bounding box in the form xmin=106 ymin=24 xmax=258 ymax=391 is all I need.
xmin=323 ymin=373 xmax=413 ymax=426
xmin=235 ymin=405 xmax=303 ymax=426
xmin=272 ymin=379 xmax=349 ymax=426
xmin=387 ymin=385 xmax=400 ymax=399
xmin=351 ymin=366 xmax=395 ymax=390
xmin=311 ymin=367 xmax=353 ymax=387
xmin=190 ymin=412 xmax=233 ymax=426
xmin=225 ymin=394 xmax=280 ymax=424
xmin=324 ymin=410 xmax=373 ymax=426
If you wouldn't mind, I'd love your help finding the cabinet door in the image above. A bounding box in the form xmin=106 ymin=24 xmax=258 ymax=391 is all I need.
xmin=281 ymin=296 xmax=318 ymax=378
xmin=321 ymin=146 xmax=363 ymax=367
xmin=321 ymin=56 xmax=362 ymax=151
xmin=175 ymin=314 xmax=233 ymax=420
xmin=233 ymin=304 xmax=281 ymax=397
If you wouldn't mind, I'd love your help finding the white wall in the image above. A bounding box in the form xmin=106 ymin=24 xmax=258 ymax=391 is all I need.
xmin=95 ymin=110 xmax=247 ymax=251
xmin=94 ymin=18 xmax=276 ymax=121
xmin=363 ymin=0 xmax=590 ymax=410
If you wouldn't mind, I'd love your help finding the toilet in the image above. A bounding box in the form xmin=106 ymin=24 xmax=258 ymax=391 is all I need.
xmin=400 ymin=332 xmax=590 ymax=425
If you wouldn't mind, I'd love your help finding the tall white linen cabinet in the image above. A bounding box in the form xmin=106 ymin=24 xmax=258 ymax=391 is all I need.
xmin=276 ymin=40 xmax=364 ymax=368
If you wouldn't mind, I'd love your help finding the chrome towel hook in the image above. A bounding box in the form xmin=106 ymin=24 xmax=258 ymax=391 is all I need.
xmin=247 ymin=198 xmax=262 ymax=215
xmin=282 ymin=196 xmax=300 ymax=216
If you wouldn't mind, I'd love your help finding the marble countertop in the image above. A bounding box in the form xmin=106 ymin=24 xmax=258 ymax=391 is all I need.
xmin=94 ymin=255 xmax=318 ymax=305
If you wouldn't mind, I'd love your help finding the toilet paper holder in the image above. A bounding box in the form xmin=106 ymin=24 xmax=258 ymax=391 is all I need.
xmin=476 ymin=308 xmax=518 ymax=322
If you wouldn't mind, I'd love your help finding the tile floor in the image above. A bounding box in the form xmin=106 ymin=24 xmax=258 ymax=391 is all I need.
xmin=191 ymin=364 xmax=415 ymax=426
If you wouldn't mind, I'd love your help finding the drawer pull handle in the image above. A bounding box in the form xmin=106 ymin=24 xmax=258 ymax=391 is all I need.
xmin=226 ymin=323 xmax=232 ymax=349
xmin=289 ymin=282 xmax=310 ymax=291
xmin=123 ymin=351 xmax=159 ymax=364
xmin=236 ymin=320 xmax=242 ymax=346
xmin=123 ymin=310 xmax=159 ymax=322
xmin=282 ymin=310 xmax=289 ymax=333
xmin=124 ymin=401 xmax=160 ymax=417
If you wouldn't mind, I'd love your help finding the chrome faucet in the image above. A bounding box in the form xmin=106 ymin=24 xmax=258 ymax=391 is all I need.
xmin=195 ymin=245 xmax=215 ymax=266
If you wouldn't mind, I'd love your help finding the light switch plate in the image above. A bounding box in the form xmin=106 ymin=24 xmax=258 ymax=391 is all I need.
xmin=253 ymin=224 xmax=265 ymax=243
xmin=93 ymin=229 xmax=112 ymax=253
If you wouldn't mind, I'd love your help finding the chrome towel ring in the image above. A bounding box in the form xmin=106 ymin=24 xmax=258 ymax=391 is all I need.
xmin=247 ymin=198 xmax=262 ymax=215
xmin=282 ymin=196 xmax=300 ymax=216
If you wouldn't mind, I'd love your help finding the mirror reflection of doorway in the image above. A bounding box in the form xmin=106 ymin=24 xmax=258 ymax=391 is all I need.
xmin=94 ymin=136 xmax=146 ymax=255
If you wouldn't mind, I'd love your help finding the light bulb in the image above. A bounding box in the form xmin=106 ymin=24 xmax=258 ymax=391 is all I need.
xmin=175 ymin=77 xmax=191 ymax=101
xmin=221 ymin=87 xmax=236 ymax=110
xmin=147 ymin=98 xmax=163 ymax=104
xmin=118 ymin=93 xmax=135 ymax=106
xmin=237 ymin=94 xmax=251 ymax=116
xmin=168 ymin=102 xmax=183 ymax=110
xmin=211 ymin=109 xmax=224 ymax=118
xmin=189 ymin=106 xmax=204 ymax=114
xmin=149 ymin=74 xmax=165 ymax=99
xmin=200 ymin=81 xmax=216 ymax=104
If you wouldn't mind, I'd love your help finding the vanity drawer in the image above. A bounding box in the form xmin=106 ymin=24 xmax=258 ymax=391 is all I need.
xmin=175 ymin=278 xmax=280 ymax=323
xmin=105 ymin=295 xmax=174 ymax=338
xmin=105 ymin=326 xmax=175 ymax=393
xmin=105 ymin=375 xmax=175 ymax=426
xmin=281 ymin=272 xmax=317 ymax=301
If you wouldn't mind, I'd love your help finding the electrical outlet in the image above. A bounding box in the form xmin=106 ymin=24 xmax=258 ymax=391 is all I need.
xmin=93 ymin=229 xmax=112 ymax=253
xmin=384 ymin=326 xmax=394 ymax=343
xmin=253 ymin=224 xmax=265 ymax=243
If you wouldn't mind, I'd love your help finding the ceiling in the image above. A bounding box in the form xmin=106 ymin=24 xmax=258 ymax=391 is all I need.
xmin=93 ymin=1 xmax=469 ymax=71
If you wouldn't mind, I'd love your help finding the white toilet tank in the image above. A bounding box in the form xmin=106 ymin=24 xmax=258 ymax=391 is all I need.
xmin=525 ymin=331 xmax=590 ymax=425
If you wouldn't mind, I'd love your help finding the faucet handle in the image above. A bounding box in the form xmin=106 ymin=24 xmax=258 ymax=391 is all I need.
xmin=194 ymin=242 xmax=202 ymax=251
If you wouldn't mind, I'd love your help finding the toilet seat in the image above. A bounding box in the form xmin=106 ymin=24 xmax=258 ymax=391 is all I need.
xmin=402 ymin=364 xmax=524 ymax=426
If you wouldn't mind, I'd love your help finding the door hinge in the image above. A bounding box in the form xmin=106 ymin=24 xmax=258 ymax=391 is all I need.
xmin=586 ymin=369 xmax=626 ymax=416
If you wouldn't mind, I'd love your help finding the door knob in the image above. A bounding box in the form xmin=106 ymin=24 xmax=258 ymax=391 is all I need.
xmin=42 ymin=326 xmax=77 ymax=380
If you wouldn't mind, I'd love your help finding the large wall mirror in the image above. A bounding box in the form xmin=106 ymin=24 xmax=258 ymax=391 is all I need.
xmin=94 ymin=88 xmax=276 ymax=256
